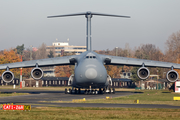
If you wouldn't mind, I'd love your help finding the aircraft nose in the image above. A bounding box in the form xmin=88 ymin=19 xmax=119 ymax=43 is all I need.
xmin=85 ymin=68 xmax=97 ymax=79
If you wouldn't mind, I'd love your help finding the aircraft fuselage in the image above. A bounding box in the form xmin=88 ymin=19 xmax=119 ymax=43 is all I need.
xmin=73 ymin=51 xmax=108 ymax=88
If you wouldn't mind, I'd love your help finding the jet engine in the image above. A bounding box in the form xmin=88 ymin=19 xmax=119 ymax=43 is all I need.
xmin=166 ymin=70 xmax=179 ymax=82
xmin=137 ymin=67 xmax=150 ymax=80
xmin=31 ymin=67 xmax=43 ymax=80
xmin=2 ymin=71 xmax=14 ymax=83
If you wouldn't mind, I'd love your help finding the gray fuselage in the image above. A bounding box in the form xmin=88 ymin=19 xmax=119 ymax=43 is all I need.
xmin=73 ymin=51 xmax=108 ymax=88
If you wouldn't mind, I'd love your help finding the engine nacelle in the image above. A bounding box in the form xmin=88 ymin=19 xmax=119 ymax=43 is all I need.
xmin=166 ymin=70 xmax=179 ymax=82
xmin=137 ymin=67 xmax=150 ymax=80
xmin=2 ymin=71 xmax=14 ymax=83
xmin=31 ymin=67 xmax=43 ymax=80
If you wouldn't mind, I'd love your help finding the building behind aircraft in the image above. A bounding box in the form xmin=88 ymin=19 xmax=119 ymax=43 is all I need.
xmin=46 ymin=41 xmax=86 ymax=56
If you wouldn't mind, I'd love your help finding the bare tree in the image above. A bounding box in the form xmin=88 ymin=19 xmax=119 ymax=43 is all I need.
xmin=36 ymin=43 xmax=47 ymax=59
xmin=165 ymin=30 xmax=180 ymax=63
xmin=22 ymin=48 xmax=36 ymax=61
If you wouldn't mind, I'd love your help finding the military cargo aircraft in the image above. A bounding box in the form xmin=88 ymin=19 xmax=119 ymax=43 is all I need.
xmin=0 ymin=12 xmax=179 ymax=94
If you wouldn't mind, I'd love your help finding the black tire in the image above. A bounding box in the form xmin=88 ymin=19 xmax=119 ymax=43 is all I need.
xmin=91 ymin=90 xmax=94 ymax=94
xmin=78 ymin=88 xmax=81 ymax=94
xmin=84 ymin=90 xmax=88 ymax=94
xmin=99 ymin=88 xmax=102 ymax=94
xmin=112 ymin=88 xmax=115 ymax=94
xmin=88 ymin=90 xmax=90 ymax=94
xmin=109 ymin=88 xmax=111 ymax=94
xmin=69 ymin=88 xmax=72 ymax=94
xmin=75 ymin=89 xmax=77 ymax=94
xmin=103 ymin=88 xmax=106 ymax=94
xmin=65 ymin=88 xmax=67 ymax=94
xmin=95 ymin=90 xmax=98 ymax=94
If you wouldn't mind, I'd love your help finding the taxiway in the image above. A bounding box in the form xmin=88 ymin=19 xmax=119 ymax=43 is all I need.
xmin=0 ymin=89 xmax=179 ymax=109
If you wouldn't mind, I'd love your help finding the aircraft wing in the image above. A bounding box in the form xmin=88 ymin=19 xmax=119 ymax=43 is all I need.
xmin=0 ymin=55 xmax=77 ymax=70
xmin=101 ymin=55 xmax=180 ymax=69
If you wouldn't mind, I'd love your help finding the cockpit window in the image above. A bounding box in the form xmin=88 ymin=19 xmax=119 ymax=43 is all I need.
xmin=86 ymin=56 xmax=96 ymax=59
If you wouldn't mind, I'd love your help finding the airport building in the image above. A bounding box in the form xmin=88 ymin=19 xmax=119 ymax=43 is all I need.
xmin=42 ymin=66 xmax=55 ymax=77
xmin=0 ymin=77 xmax=19 ymax=85
xmin=120 ymin=72 xmax=132 ymax=79
xmin=46 ymin=41 xmax=86 ymax=56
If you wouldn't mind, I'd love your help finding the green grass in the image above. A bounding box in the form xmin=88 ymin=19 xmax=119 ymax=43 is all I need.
xmin=0 ymin=85 xmax=72 ymax=91
xmin=0 ymin=107 xmax=180 ymax=120
xmin=41 ymin=90 xmax=180 ymax=106
xmin=83 ymin=90 xmax=180 ymax=106
xmin=0 ymin=92 xmax=29 ymax=97
xmin=79 ymin=90 xmax=180 ymax=106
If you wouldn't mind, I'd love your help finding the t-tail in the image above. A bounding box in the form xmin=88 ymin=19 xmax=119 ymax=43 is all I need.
xmin=48 ymin=11 xmax=130 ymax=51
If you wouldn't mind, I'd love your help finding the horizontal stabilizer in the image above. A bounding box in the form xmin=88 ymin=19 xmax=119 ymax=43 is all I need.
xmin=92 ymin=12 xmax=130 ymax=18
xmin=48 ymin=11 xmax=130 ymax=18
xmin=47 ymin=12 xmax=86 ymax=18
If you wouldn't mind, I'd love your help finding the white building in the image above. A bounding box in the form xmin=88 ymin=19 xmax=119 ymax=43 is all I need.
xmin=120 ymin=72 xmax=132 ymax=79
xmin=46 ymin=41 xmax=86 ymax=56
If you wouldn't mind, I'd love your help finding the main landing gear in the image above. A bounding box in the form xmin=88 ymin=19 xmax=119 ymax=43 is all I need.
xmin=65 ymin=88 xmax=81 ymax=94
xmin=65 ymin=87 xmax=115 ymax=94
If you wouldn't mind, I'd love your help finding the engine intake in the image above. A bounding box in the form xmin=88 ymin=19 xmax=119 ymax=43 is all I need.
xmin=31 ymin=67 xmax=43 ymax=80
xmin=166 ymin=70 xmax=179 ymax=82
xmin=2 ymin=71 xmax=14 ymax=83
xmin=137 ymin=67 xmax=150 ymax=80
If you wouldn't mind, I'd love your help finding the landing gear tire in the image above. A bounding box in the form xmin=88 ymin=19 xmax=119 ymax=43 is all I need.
xmin=85 ymin=90 xmax=88 ymax=94
xmin=65 ymin=88 xmax=67 ymax=94
xmin=91 ymin=90 xmax=95 ymax=94
xmin=78 ymin=88 xmax=81 ymax=94
xmin=88 ymin=90 xmax=91 ymax=94
xmin=112 ymin=88 xmax=115 ymax=94
xmin=103 ymin=88 xmax=106 ymax=94
xmin=75 ymin=89 xmax=77 ymax=94
xmin=109 ymin=88 xmax=111 ymax=94
xmin=69 ymin=88 xmax=72 ymax=94
xmin=99 ymin=88 xmax=102 ymax=94
xmin=95 ymin=90 xmax=98 ymax=94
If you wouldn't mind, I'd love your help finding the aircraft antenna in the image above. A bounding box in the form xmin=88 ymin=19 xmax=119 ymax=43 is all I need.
xmin=48 ymin=11 xmax=130 ymax=51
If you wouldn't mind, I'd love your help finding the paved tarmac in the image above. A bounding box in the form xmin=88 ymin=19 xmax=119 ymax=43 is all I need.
xmin=0 ymin=89 xmax=179 ymax=109
xmin=0 ymin=89 xmax=136 ymax=103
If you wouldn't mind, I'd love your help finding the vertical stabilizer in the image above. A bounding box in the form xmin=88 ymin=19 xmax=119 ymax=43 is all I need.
xmin=48 ymin=12 xmax=130 ymax=51
xmin=85 ymin=12 xmax=92 ymax=51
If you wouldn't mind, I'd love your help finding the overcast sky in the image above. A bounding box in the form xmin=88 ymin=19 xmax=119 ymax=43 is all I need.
xmin=1 ymin=0 xmax=180 ymax=52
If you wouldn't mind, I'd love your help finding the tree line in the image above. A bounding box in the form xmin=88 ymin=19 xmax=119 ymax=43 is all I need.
xmin=0 ymin=30 xmax=180 ymax=81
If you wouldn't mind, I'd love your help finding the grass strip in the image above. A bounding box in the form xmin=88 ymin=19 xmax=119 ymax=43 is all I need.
xmin=0 ymin=107 xmax=180 ymax=120
xmin=0 ymin=92 xmax=29 ymax=97
xmin=40 ymin=90 xmax=180 ymax=106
